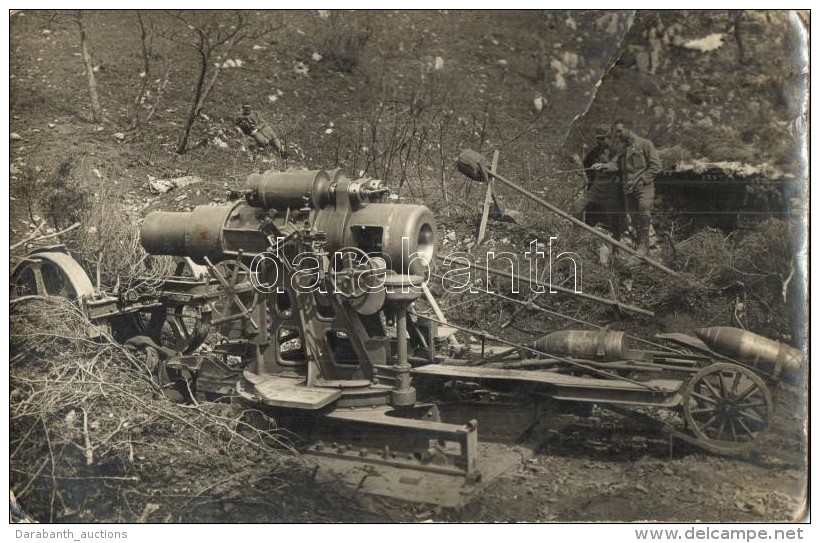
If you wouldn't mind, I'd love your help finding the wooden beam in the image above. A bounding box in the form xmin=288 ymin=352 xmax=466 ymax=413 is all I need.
xmin=477 ymin=150 xmax=500 ymax=245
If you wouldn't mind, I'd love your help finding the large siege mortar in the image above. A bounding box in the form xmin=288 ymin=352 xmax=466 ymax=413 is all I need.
xmin=141 ymin=169 xmax=436 ymax=276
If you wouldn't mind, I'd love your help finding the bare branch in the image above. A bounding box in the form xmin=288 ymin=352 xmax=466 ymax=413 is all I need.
xmin=11 ymin=222 xmax=81 ymax=251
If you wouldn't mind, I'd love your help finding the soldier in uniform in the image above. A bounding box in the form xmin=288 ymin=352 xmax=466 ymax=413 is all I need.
xmin=581 ymin=126 xmax=623 ymax=237
xmin=236 ymin=104 xmax=285 ymax=158
xmin=592 ymin=120 xmax=662 ymax=256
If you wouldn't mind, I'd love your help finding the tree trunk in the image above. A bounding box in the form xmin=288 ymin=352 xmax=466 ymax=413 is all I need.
xmin=130 ymin=10 xmax=152 ymax=126
xmin=535 ymin=11 xmax=550 ymax=84
xmin=77 ymin=11 xmax=103 ymax=123
xmin=733 ymin=11 xmax=746 ymax=65
xmin=177 ymin=50 xmax=209 ymax=154
xmin=195 ymin=36 xmax=238 ymax=117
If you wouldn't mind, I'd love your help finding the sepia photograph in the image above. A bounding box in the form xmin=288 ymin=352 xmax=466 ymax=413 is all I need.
xmin=7 ymin=9 xmax=809 ymax=527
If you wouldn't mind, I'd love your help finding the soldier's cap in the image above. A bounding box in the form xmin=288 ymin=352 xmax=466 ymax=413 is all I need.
xmin=595 ymin=126 xmax=609 ymax=138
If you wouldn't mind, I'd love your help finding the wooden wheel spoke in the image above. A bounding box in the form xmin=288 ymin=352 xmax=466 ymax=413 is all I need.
xmin=730 ymin=371 xmax=743 ymax=396
xmin=690 ymin=391 xmax=718 ymax=405
xmin=689 ymin=406 xmax=718 ymax=416
xmin=729 ymin=420 xmax=738 ymax=442
xmin=715 ymin=418 xmax=727 ymax=440
xmin=738 ymin=409 xmax=766 ymax=426
xmin=737 ymin=400 xmax=768 ymax=410
xmin=737 ymin=418 xmax=756 ymax=438
xmin=701 ymin=378 xmax=722 ymax=400
xmin=717 ymin=371 xmax=728 ymax=397
xmin=698 ymin=414 xmax=719 ymax=431
xmin=735 ymin=382 xmax=760 ymax=403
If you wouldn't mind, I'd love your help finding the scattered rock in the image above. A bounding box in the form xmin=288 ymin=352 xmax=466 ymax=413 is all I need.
xmin=294 ymin=61 xmax=309 ymax=76
xmin=113 ymin=132 xmax=126 ymax=141
xmin=533 ymin=94 xmax=546 ymax=113
xmin=148 ymin=175 xmax=202 ymax=194
xmin=220 ymin=58 xmax=244 ymax=68
xmin=434 ymin=56 xmax=445 ymax=71
xmin=10 ymin=132 xmax=23 ymax=141
xmin=681 ymin=33 xmax=725 ymax=53
xmin=311 ymin=52 xmax=323 ymax=62
xmin=171 ymin=175 xmax=203 ymax=189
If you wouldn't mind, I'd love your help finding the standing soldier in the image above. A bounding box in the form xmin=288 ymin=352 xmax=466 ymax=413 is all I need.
xmin=236 ymin=104 xmax=285 ymax=159
xmin=592 ymin=120 xmax=662 ymax=257
xmin=582 ymin=126 xmax=622 ymax=237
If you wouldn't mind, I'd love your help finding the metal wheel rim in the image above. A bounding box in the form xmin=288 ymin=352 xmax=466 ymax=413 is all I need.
xmin=683 ymin=362 xmax=772 ymax=454
xmin=11 ymin=251 xmax=95 ymax=300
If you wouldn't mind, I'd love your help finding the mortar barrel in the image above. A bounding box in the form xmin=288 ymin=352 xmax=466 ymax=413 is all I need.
xmin=694 ymin=326 xmax=804 ymax=385
xmin=532 ymin=330 xmax=629 ymax=360
xmin=141 ymin=202 xmax=268 ymax=264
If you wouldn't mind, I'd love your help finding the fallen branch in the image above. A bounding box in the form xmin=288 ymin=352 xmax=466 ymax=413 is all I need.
xmin=11 ymin=222 xmax=81 ymax=251
xmin=82 ymin=408 xmax=94 ymax=466
xmin=782 ymin=258 xmax=795 ymax=303
xmin=11 ymin=221 xmax=47 ymax=249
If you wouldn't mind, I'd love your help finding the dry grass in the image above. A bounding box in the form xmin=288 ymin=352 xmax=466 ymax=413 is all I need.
xmin=10 ymin=297 xmax=299 ymax=522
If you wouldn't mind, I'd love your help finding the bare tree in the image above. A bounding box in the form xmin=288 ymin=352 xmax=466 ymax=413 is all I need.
xmin=166 ymin=10 xmax=279 ymax=154
xmin=39 ymin=11 xmax=104 ymax=122
xmin=725 ymin=10 xmax=747 ymax=66
xmin=128 ymin=10 xmax=154 ymax=127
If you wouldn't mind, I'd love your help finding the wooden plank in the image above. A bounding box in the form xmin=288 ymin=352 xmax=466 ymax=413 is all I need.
xmin=476 ymin=149 xmax=500 ymax=245
xmin=488 ymin=150 xmax=502 ymax=213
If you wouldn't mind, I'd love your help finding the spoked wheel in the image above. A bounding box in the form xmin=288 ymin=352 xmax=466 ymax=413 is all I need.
xmin=124 ymin=336 xmax=191 ymax=403
xmin=683 ymin=362 xmax=773 ymax=455
xmin=10 ymin=251 xmax=95 ymax=301
xmin=130 ymin=305 xmax=212 ymax=354
xmin=206 ymin=259 xmax=260 ymax=338
xmin=125 ymin=258 xmax=213 ymax=353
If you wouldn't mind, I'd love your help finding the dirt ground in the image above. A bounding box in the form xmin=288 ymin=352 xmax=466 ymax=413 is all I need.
xmin=8 ymin=10 xmax=809 ymax=523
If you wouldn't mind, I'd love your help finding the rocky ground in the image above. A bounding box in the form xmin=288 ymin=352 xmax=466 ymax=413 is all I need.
xmin=9 ymin=10 xmax=809 ymax=523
